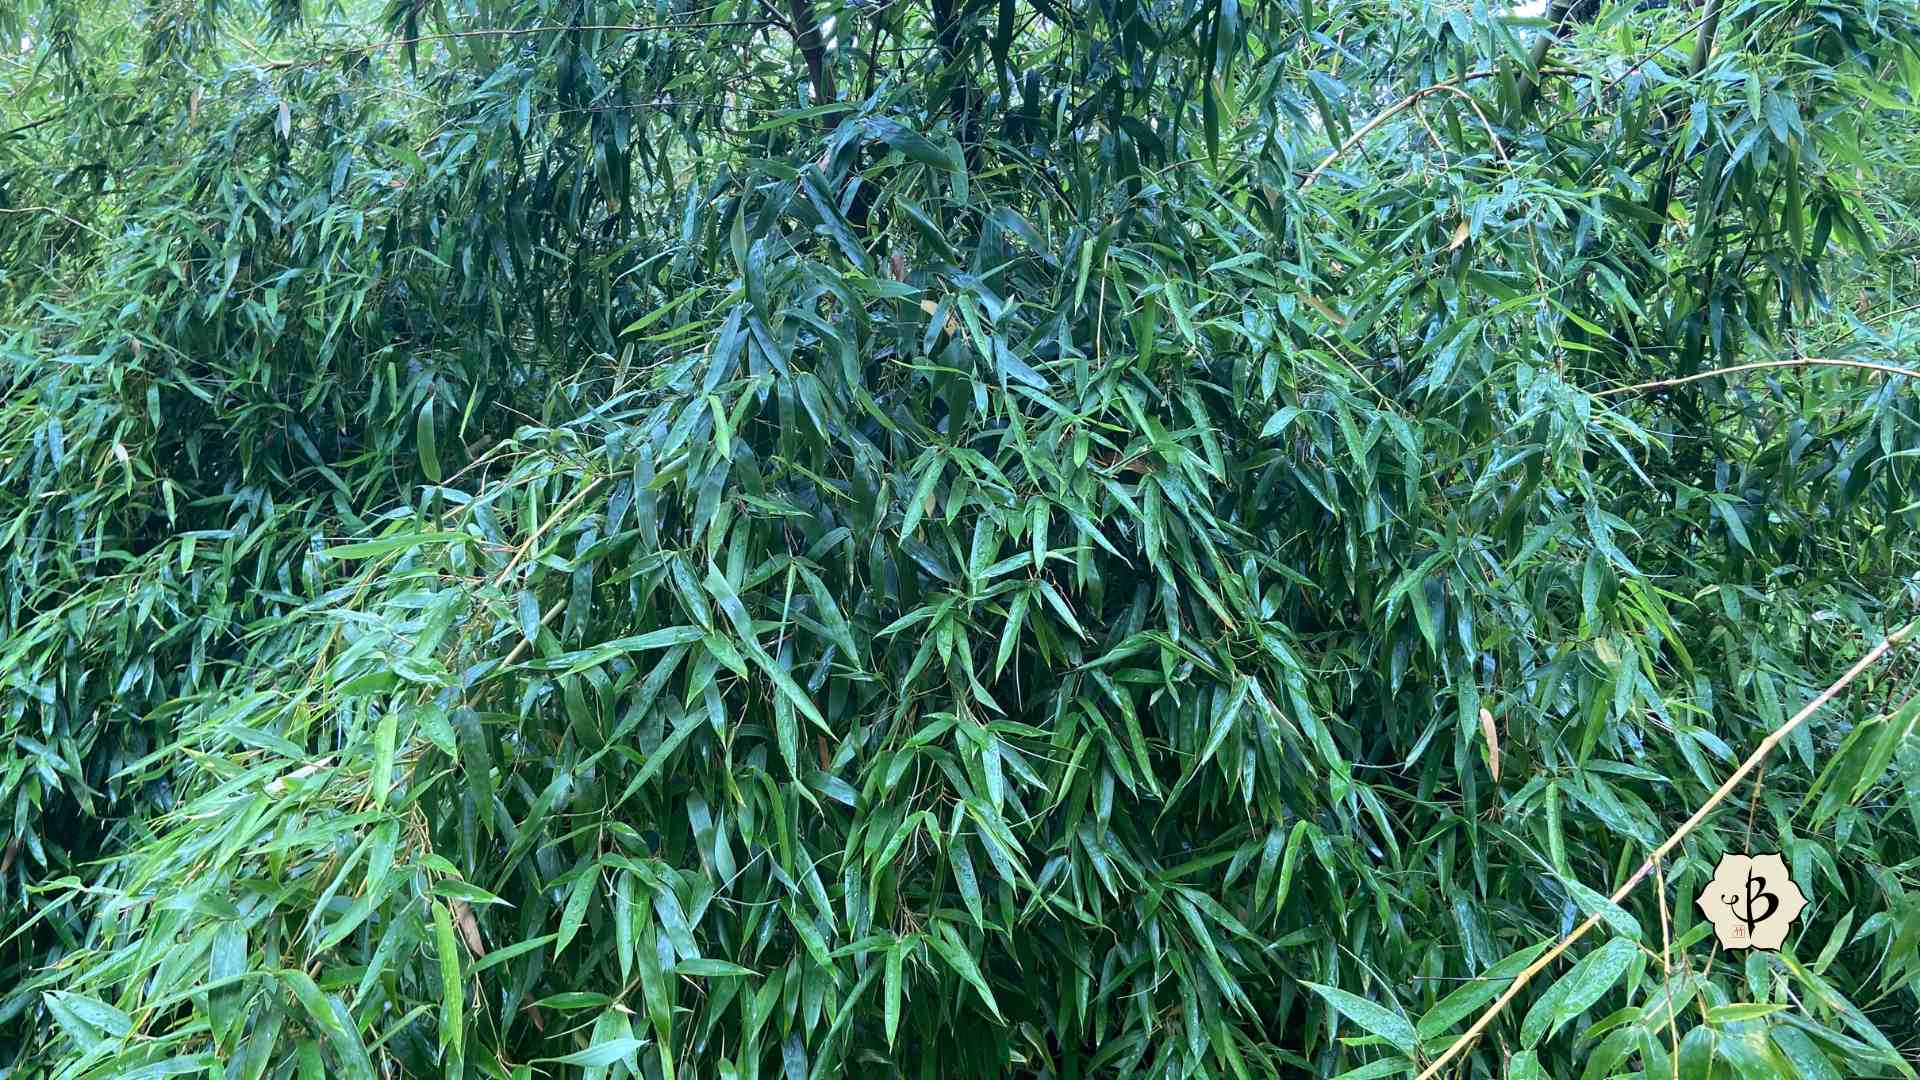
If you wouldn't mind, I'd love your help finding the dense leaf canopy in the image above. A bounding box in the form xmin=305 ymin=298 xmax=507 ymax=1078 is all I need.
xmin=3 ymin=0 xmax=1920 ymax=1076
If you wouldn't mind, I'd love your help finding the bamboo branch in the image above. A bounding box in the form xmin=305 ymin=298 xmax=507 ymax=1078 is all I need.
xmin=1605 ymin=5 xmax=1727 ymax=90
xmin=1299 ymin=72 xmax=1497 ymax=190
xmin=0 ymin=204 xmax=108 ymax=236
xmin=1414 ymin=619 xmax=1916 ymax=1080
xmin=262 ymin=21 xmax=771 ymax=69
xmin=1595 ymin=357 xmax=1920 ymax=396
xmin=499 ymin=597 xmax=567 ymax=669
xmin=490 ymin=477 xmax=605 ymax=588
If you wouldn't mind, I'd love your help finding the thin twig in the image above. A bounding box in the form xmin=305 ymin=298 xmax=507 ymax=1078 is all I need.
xmin=490 ymin=476 xmax=605 ymax=588
xmin=1595 ymin=357 xmax=1920 ymax=396
xmin=751 ymin=0 xmax=795 ymax=33
xmin=1654 ymin=857 xmax=1680 ymax=1080
xmin=1427 ymin=84 xmax=1509 ymax=166
xmin=1857 ymin=300 xmax=1920 ymax=327
xmin=1742 ymin=761 xmax=1766 ymax=849
xmin=1414 ymin=619 xmax=1916 ymax=1080
xmin=1300 ymin=72 xmax=1497 ymax=190
xmin=1605 ymin=6 xmax=1724 ymax=89
xmin=499 ymin=597 xmax=567 ymax=669
xmin=0 ymin=204 xmax=108 ymax=238
xmin=263 ymin=21 xmax=771 ymax=69
xmin=1 ymin=113 xmax=61 ymax=137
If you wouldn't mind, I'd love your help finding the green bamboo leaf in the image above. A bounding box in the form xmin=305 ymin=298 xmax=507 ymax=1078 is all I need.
xmin=1770 ymin=1027 xmax=1845 ymax=1080
xmin=1415 ymin=941 xmax=1551 ymax=1041
xmin=704 ymin=566 xmax=826 ymax=732
xmin=433 ymin=901 xmax=464 ymax=1066
xmin=950 ymin=836 xmax=985 ymax=927
xmin=417 ymin=395 xmax=442 ymax=483
xmin=556 ymin=870 xmax=594 ymax=958
xmin=673 ymin=958 xmax=756 ymax=977
xmin=929 ymin=922 xmax=1004 ymax=1021
xmin=43 ymin=991 xmax=131 ymax=1048
xmin=862 ymin=117 xmax=960 ymax=170
xmin=886 ymin=935 xmax=907 ymax=1048
xmin=277 ymin=971 xmax=374 ymax=1079
xmin=1707 ymin=1003 xmax=1790 ymax=1023
xmin=1328 ymin=1061 xmax=1414 ymax=1080
xmin=1507 ymin=1050 xmax=1547 ymax=1080
xmin=1305 ymin=982 xmax=1419 ymax=1056
xmin=543 ymin=626 xmax=706 ymax=676
xmin=319 ymin=532 xmax=470 ymax=560
xmin=370 ymin=708 xmax=397 ymax=808
xmin=541 ymin=1038 xmax=649 ymax=1068
xmin=1518 ymin=977 xmax=1570 ymax=1049
xmin=468 ymin=933 xmax=556 ymax=976
xmin=1544 ymin=937 xmax=1636 ymax=1038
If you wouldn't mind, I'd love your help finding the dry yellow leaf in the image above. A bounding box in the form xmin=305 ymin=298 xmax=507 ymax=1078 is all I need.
xmin=1479 ymin=707 xmax=1500 ymax=783
xmin=919 ymin=298 xmax=961 ymax=336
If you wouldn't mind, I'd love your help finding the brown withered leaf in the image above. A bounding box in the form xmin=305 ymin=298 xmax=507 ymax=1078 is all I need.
xmin=451 ymin=899 xmax=487 ymax=958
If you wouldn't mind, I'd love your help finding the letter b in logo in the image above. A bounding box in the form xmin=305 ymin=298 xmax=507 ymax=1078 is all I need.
xmin=1699 ymin=853 xmax=1806 ymax=951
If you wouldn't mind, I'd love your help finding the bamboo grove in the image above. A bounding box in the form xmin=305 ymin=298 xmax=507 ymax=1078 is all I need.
xmin=3 ymin=0 xmax=1920 ymax=1075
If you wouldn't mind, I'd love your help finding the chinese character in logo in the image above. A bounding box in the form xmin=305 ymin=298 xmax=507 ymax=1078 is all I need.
xmin=1697 ymin=852 xmax=1807 ymax=951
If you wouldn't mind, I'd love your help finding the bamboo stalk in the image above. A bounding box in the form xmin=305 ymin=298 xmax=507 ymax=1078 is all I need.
xmin=1515 ymin=0 xmax=1577 ymax=115
xmin=1643 ymin=0 xmax=1725 ymax=248
xmin=784 ymin=0 xmax=837 ymax=104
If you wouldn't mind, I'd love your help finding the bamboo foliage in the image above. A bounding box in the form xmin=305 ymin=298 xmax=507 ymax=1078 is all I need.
xmin=2 ymin=0 xmax=1920 ymax=1076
